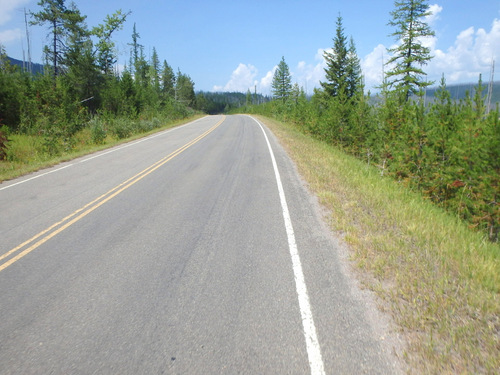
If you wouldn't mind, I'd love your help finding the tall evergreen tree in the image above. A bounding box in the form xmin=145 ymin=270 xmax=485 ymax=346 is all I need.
xmin=175 ymin=70 xmax=195 ymax=106
xmin=134 ymin=48 xmax=149 ymax=87
xmin=386 ymin=0 xmax=435 ymax=101
xmin=271 ymin=56 xmax=292 ymax=103
xmin=63 ymin=2 xmax=90 ymax=70
xmin=246 ymin=89 xmax=252 ymax=106
xmin=321 ymin=15 xmax=362 ymax=100
xmin=31 ymin=0 xmax=85 ymax=80
xmin=346 ymin=36 xmax=363 ymax=98
xmin=161 ymin=60 xmax=175 ymax=98
xmin=149 ymin=47 xmax=160 ymax=91
xmin=128 ymin=23 xmax=142 ymax=76
xmin=321 ymin=14 xmax=348 ymax=98
xmin=63 ymin=40 xmax=100 ymax=111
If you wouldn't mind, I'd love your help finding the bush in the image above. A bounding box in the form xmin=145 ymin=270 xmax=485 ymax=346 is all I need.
xmin=89 ymin=117 xmax=107 ymax=144
xmin=0 ymin=125 xmax=9 ymax=160
xmin=109 ymin=118 xmax=133 ymax=139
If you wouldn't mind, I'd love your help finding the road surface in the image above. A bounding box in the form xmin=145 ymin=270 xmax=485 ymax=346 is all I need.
xmin=0 ymin=115 xmax=401 ymax=374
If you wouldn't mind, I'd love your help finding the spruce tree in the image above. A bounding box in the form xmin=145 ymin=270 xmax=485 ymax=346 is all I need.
xmin=271 ymin=56 xmax=292 ymax=103
xmin=386 ymin=0 xmax=435 ymax=101
xmin=346 ymin=37 xmax=363 ymax=98
xmin=128 ymin=23 xmax=142 ymax=76
xmin=321 ymin=14 xmax=348 ymax=98
xmin=175 ymin=70 xmax=195 ymax=106
xmin=31 ymin=0 xmax=85 ymax=80
xmin=321 ymin=15 xmax=362 ymax=100
xmin=161 ymin=60 xmax=175 ymax=98
xmin=150 ymin=47 xmax=160 ymax=92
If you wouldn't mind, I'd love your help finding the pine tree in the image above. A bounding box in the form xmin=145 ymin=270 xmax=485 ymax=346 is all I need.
xmin=175 ymin=70 xmax=195 ymax=106
xmin=320 ymin=15 xmax=362 ymax=101
xmin=271 ymin=56 xmax=292 ymax=103
xmin=386 ymin=0 xmax=435 ymax=101
xmin=321 ymin=14 xmax=348 ymax=98
xmin=195 ymin=92 xmax=207 ymax=112
xmin=128 ymin=23 xmax=142 ymax=76
xmin=346 ymin=37 xmax=363 ymax=98
xmin=134 ymin=48 xmax=149 ymax=88
xmin=161 ymin=60 xmax=175 ymax=98
xmin=150 ymin=47 xmax=160 ymax=92
xmin=31 ymin=0 xmax=85 ymax=80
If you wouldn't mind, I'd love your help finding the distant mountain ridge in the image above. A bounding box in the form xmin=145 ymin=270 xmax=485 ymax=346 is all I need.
xmin=424 ymin=81 xmax=500 ymax=104
xmin=7 ymin=56 xmax=44 ymax=74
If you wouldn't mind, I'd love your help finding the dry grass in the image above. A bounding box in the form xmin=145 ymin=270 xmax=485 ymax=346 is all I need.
xmin=258 ymin=115 xmax=500 ymax=374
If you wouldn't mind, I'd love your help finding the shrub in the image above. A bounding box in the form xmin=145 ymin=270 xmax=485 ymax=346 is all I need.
xmin=0 ymin=125 xmax=9 ymax=160
xmin=89 ymin=117 xmax=107 ymax=144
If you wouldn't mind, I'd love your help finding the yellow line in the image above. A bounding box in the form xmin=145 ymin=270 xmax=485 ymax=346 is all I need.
xmin=0 ymin=116 xmax=225 ymax=272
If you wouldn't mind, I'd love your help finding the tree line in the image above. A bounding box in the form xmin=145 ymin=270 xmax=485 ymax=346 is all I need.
xmin=195 ymin=91 xmax=270 ymax=114
xmin=248 ymin=0 xmax=499 ymax=242
xmin=0 ymin=0 xmax=197 ymax=155
xmin=1 ymin=0 xmax=497 ymax=241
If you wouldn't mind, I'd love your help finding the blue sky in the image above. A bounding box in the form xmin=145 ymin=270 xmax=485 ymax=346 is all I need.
xmin=1 ymin=0 xmax=500 ymax=94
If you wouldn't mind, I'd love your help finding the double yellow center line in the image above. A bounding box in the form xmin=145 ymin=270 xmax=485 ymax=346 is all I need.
xmin=0 ymin=116 xmax=225 ymax=272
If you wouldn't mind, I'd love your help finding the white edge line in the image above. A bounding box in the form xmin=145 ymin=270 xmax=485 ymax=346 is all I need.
xmin=0 ymin=116 xmax=209 ymax=192
xmin=250 ymin=115 xmax=326 ymax=375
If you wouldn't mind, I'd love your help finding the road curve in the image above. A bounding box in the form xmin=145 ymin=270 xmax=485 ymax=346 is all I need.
xmin=0 ymin=115 xmax=401 ymax=374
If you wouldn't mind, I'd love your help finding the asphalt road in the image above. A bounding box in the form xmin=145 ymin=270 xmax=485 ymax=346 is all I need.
xmin=0 ymin=115 xmax=401 ymax=374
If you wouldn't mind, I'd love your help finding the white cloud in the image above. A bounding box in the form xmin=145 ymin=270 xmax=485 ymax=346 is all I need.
xmin=429 ymin=19 xmax=500 ymax=83
xmin=258 ymin=67 xmax=276 ymax=94
xmin=292 ymin=50 xmax=327 ymax=94
xmin=0 ymin=28 xmax=23 ymax=45
xmin=214 ymin=63 xmax=280 ymax=94
xmin=0 ymin=0 xmax=30 ymax=25
xmin=215 ymin=13 xmax=500 ymax=95
xmin=426 ymin=4 xmax=443 ymax=26
xmin=361 ymin=17 xmax=500 ymax=90
xmin=315 ymin=48 xmax=329 ymax=62
xmin=0 ymin=0 xmax=30 ymax=50
xmin=258 ymin=52 xmax=326 ymax=95
xmin=361 ymin=44 xmax=387 ymax=91
xmin=213 ymin=63 xmax=258 ymax=92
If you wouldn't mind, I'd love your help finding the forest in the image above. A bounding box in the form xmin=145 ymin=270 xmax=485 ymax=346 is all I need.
xmin=243 ymin=8 xmax=499 ymax=243
xmin=0 ymin=0 xmax=498 ymax=242
xmin=0 ymin=1 xmax=198 ymax=162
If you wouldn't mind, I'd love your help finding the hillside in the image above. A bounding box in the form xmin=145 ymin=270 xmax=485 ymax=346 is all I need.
xmin=425 ymin=81 xmax=500 ymax=105
xmin=7 ymin=56 xmax=44 ymax=75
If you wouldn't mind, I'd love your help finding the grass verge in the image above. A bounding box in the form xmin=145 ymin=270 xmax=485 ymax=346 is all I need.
xmin=258 ymin=115 xmax=499 ymax=374
xmin=0 ymin=115 xmax=204 ymax=183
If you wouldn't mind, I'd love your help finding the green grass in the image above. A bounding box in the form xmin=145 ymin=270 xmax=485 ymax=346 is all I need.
xmin=258 ymin=115 xmax=499 ymax=374
xmin=0 ymin=115 xmax=204 ymax=183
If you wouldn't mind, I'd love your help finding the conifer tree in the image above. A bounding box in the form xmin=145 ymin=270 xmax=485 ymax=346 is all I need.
xmin=175 ymin=70 xmax=195 ymax=106
xmin=321 ymin=15 xmax=362 ymax=100
xmin=346 ymin=37 xmax=363 ymax=98
xmin=321 ymin=14 xmax=348 ymax=98
xmin=246 ymin=89 xmax=252 ymax=106
xmin=386 ymin=0 xmax=435 ymax=101
xmin=31 ymin=0 xmax=86 ymax=80
xmin=271 ymin=56 xmax=292 ymax=103
xmin=161 ymin=60 xmax=175 ymax=98
xmin=128 ymin=23 xmax=142 ymax=75
xmin=150 ymin=47 xmax=160 ymax=91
